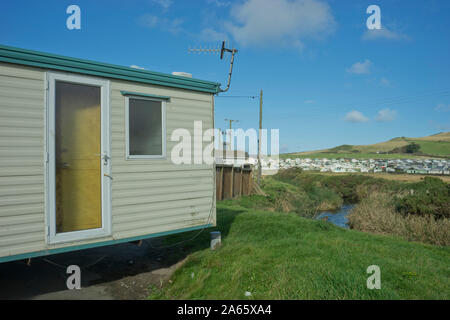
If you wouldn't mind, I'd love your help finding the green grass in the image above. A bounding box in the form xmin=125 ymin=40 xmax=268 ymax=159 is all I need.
xmin=149 ymin=203 xmax=450 ymax=300
xmin=223 ymin=172 xmax=345 ymax=216
xmin=415 ymin=141 xmax=450 ymax=156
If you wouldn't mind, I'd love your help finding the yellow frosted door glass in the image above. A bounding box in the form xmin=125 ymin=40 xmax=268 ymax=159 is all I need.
xmin=55 ymin=81 xmax=102 ymax=233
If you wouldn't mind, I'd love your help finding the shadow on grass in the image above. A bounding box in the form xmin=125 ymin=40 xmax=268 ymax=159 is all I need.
xmin=156 ymin=205 xmax=247 ymax=263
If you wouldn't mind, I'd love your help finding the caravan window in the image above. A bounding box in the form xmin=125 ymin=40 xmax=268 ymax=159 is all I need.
xmin=126 ymin=97 xmax=166 ymax=159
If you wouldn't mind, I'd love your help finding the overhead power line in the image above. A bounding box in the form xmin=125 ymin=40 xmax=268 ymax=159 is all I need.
xmin=216 ymin=95 xmax=259 ymax=99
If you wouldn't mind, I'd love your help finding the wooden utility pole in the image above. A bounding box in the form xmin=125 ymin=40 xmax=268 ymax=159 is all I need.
xmin=224 ymin=118 xmax=238 ymax=150
xmin=257 ymin=89 xmax=263 ymax=184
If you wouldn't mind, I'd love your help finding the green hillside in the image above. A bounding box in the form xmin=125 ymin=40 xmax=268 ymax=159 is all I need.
xmin=283 ymin=132 xmax=450 ymax=159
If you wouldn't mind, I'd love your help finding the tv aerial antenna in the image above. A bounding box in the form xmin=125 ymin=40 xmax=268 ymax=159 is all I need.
xmin=188 ymin=41 xmax=238 ymax=93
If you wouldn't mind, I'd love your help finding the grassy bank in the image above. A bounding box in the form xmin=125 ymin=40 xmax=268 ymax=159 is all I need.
xmin=149 ymin=203 xmax=450 ymax=299
xmin=227 ymin=170 xmax=450 ymax=246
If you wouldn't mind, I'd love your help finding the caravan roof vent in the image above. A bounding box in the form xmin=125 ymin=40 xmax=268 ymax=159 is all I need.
xmin=172 ymin=71 xmax=192 ymax=78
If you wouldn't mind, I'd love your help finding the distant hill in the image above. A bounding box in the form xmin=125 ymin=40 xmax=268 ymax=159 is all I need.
xmin=284 ymin=132 xmax=450 ymax=159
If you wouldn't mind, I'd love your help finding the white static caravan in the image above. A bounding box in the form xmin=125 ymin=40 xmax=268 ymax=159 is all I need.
xmin=0 ymin=44 xmax=219 ymax=263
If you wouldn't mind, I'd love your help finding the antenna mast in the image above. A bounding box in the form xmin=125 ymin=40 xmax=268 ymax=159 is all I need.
xmin=218 ymin=41 xmax=238 ymax=93
xmin=188 ymin=40 xmax=238 ymax=93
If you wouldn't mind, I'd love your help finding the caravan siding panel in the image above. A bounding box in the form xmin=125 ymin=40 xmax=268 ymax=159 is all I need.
xmin=0 ymin=62 xmax=215 ymax=260
xmin=109 ymin=80 xmax=215 ymax=239
xmin=0 ymin=62 xmax=47 ymax=257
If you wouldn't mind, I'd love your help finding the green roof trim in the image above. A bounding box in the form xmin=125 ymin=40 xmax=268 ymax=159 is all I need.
xmin=0 ymin=44 xmax=221 ymax=94
xmin=120 ymin=91 xmax=171 ymax=101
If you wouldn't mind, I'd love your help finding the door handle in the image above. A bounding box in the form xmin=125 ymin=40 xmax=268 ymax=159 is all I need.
xmin=102 ymin=154 xmax=110 ymax=165
xmin=96 ymin=153 xmax=110 ymax=165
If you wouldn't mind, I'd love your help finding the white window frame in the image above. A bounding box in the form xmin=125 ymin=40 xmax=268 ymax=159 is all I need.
xmin=45 ymin=72 xmax=112 ymax=244
xmin=125 ymin=95 xmax=166 ymax=160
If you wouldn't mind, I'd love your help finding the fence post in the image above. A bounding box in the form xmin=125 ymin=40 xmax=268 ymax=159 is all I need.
xmin=230 ymin=166 xmax=234 ymax=198
xmin=240 ymin=167 xmax=243 ymax=196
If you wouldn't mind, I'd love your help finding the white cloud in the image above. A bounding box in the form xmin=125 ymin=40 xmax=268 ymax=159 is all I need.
xmin=346 ymin=60 xmax=372 ymax=75
xmin=304 ymin=99 xmax=316 ymax=104
xmin=435 ymin=103 xmax=450 ymax=112
xmin=138 ymin=14 xmax=184 ymax=34
xmin=139 ymin=14 xmax=158 ymax=28
xmin=130 ymin=65 xmax=146 ymax=70
xmin=224 ymin=0 xmax=336 ymax=49
xmin=200 ymin=28 xmax=230 ymax=42
xmin=380 ymin=77 xmax=391 ymax=87
xmin=151 ymin=0 xmax=173 ymax=10
xmin=206 ymin=0 xmax=231 ymax=7
xmin=362 ymin=27 xmax=409 ymax=41
xmin=344 ymin=111 xmax=369 ymax=123
xmin=375 ymin=108 xmax=397 ymax=122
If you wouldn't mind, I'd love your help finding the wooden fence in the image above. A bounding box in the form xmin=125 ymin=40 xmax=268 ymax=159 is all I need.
xmin=216 ymin=164 xmax=253 ymax=201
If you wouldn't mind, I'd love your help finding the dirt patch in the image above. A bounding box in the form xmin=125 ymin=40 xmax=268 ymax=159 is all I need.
xmin=102 ymin=258 xmax=187 ymax=300
xmin=0 ymin=239 xmax=192 ymax=300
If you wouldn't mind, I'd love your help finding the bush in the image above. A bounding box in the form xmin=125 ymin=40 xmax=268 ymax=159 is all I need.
xmin=405 ymin=142 xmax=420 ymax=154
xmin=348 ymin=192 xmax=450 ymax=246
xmin=394 ymin=177 xmax=450 ymax=219
xmin=258 ymin=178 xmax=311 ymax=215
xmin=278 ymin=171 xmax=394 ymax=203
xmin=251 ymin=172 xmax=346 ymax=217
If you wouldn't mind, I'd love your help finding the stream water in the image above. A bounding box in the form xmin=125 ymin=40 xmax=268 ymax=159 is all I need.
xmin=315 ymin=204 xmax=355 ymax=229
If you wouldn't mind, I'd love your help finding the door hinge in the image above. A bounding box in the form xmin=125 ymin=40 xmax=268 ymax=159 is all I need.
xmin=45 ymin=152 xmax=49 ymax=163
xmin=46 ymin=226 xmax=50 ymax=236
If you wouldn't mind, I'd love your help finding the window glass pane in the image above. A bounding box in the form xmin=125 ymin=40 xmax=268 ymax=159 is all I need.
xmin=129 ymin=98 xmax=163 ymax=156
xmin=55 ymin=81 xmax=102 ymax=233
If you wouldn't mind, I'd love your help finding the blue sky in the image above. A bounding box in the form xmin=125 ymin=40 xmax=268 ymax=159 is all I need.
xmin=1 ymin=0 xmax=449 ymax=152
